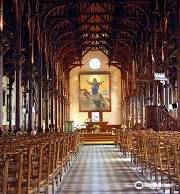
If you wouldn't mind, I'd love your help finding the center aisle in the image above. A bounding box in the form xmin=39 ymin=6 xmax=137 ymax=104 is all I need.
xmin=57 ymin=145 xmax=162 ymax=194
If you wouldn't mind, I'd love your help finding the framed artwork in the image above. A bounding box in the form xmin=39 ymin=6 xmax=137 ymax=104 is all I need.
xmin=79 ymin=72 xmax=111 ymax=112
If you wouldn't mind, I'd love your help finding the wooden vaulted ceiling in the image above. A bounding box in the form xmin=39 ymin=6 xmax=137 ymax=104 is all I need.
xmin=40 ymin=0 xmax=151 ymax=69
xmin=3 ymin=0 xmax=178 ymax=75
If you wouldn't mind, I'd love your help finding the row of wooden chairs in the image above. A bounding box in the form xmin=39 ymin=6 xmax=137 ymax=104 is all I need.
xmin=115 ymin=129 xmax=180 ymax=194
xmin=0 ymin=131 xmax=80 ymax=194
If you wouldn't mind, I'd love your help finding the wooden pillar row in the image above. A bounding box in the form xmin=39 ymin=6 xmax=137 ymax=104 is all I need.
xmin=177 ymin=65 xmax=180 ymax=129
xmin=176 ymin=10 xmax=180 ymax=129
xmin=0 ymin=42 xmax=3 ymax=128
xmin=0 ymin=0 xmax=3 ymax=128
xmin=14 ymin=0 xmax=22 ymax=132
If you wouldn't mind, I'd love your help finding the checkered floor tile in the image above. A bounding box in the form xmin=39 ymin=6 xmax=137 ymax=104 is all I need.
xmin=56 ymin=145 xmax=163 ymax=194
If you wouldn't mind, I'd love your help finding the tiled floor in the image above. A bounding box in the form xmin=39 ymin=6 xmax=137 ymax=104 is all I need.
xmin=57 ymin=145 xmax=162 ymax=194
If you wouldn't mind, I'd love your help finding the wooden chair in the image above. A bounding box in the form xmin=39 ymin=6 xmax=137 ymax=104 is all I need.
xmin=115 ymin=129 xmax=180 ymax=194
xmin=0 ymin=157 xmax=9 ymax=194
xmin=0 ymin=132 xmax=80 ymax=194
xmin=167 ymin=142 xmax=180 ymax=193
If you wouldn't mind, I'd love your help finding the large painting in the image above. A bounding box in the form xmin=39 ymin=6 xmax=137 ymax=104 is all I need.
xmin=79 ymin=72 xmax=111 ymax=112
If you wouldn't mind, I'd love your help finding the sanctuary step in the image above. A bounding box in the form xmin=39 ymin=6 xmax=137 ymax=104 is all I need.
xmin=82 ymin=133 xmax=114 ymax=144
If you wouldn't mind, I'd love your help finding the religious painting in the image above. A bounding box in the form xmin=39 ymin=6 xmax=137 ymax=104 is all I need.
xmin=79 ymin=72 xmax=111 ymax=112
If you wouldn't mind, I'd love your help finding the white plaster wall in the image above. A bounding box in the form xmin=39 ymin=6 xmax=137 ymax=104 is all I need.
xmin=69 ymin=50 xmax=121 ymax=126
xmin=2 ymin=76 xmax=23 ymax=130
xmin=2 ymin=76 xmax=9 ymax=126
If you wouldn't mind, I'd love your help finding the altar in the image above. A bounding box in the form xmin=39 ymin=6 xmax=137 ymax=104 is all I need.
xmin=82 ymin=121 xmax=121 ymax=144
xmin=85 ymin=121 xmax=108 ymax=133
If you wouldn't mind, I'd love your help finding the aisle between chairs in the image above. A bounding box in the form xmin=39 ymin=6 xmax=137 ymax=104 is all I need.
xmin=57 ymin=145 xmax=163 ymax=194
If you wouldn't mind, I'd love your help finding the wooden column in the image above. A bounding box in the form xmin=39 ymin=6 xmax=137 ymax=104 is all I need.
xmin=125 ymin=100 xmax=128 ymax=126
xmin=126 ymin=99 xmax=130 ymax=127
xmin=8 ymin=78 xmax=13 ymax=131
xmin=121 ymin=101 xmax=125 ymax=124
xmin=14 ymin=0 xmax=22 ymax=132
xmin=23 ymin=91 xmax=27 ymax=131
xmin=177 ymin=27 xmax=180 ymax=129
xmin=169 ymin=85 xmax=173 ymax=105
xmin=153 ymin=81 xmax=158 ymax=105
xmin=65 ymin=98 xmax=67 ymax=122
xmin=38 ymin=57 xmax=42 ymax=130
xmin=28 ymin=66 xmax=33 ymax=133
xmin=131 ymin=97 xmax=135 ymax=127
xmin=0 ymin=42 xmax=3 ymax=128
xmin=15 ymin=61 xmax=21 ymax=132
xmin=56 ymin=92 xmax=59 ymax=130
xmin=54 ymin=94 xmax=58 ymax=131
xmin=61 ymin=97 xmax=64 ymax=131
xmin=50 ymin=93 xmax=54 ymax=131
xmin=135 ymin=96 xmax=138 ymax=124
xmin=45 ymin=89 xmax=49 ymax=131
xmin=64 ymin=101 xmax=66 ymax=125
xmin=177 ymin=65 xmax=180 ymax=129
xmin=140 ymin=93 xmax=144 ymax=125
xmin=63 ymin=98 xmax=66 ymax=128
xmin=145 ymin=83 xmax=151 ymax=105
xmin=150 ymin=83 xmax=153 ymax=105
xmin=0 ymin=0 xmax=3 ymax=128
xmin=60 ymin=81 xmax=63 ymax=131
xmin=88 ymin=112 xmax=91 ymax=121
xmin=159 ymin=83 xmax=165 ymax=106
xmin=139 ymin=83 xmax=144 ymax=125
xmin=176 ymin=13 xmax=180 ymax=128
xmin=58 ymin=94 xmax=61 ymax=131
xmin=164 ymin=82 xmax=169 ymax=108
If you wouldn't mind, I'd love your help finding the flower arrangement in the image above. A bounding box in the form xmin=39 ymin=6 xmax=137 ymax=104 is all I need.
xmin=92 ymin=124 xmax=100 ymax=133
xmin=121 ymin=124 xmax=127 ymax=129
xmin=93 ymin=124 xmax=100 ymax=129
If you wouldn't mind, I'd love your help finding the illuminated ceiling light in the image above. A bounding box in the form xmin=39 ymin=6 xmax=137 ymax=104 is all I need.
xmin=89 ymin=58 xmax=101 ymax=69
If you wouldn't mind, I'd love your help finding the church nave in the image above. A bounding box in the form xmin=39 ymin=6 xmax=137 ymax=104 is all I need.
xmin=1 ymin=0 xmax=180 ymax=194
